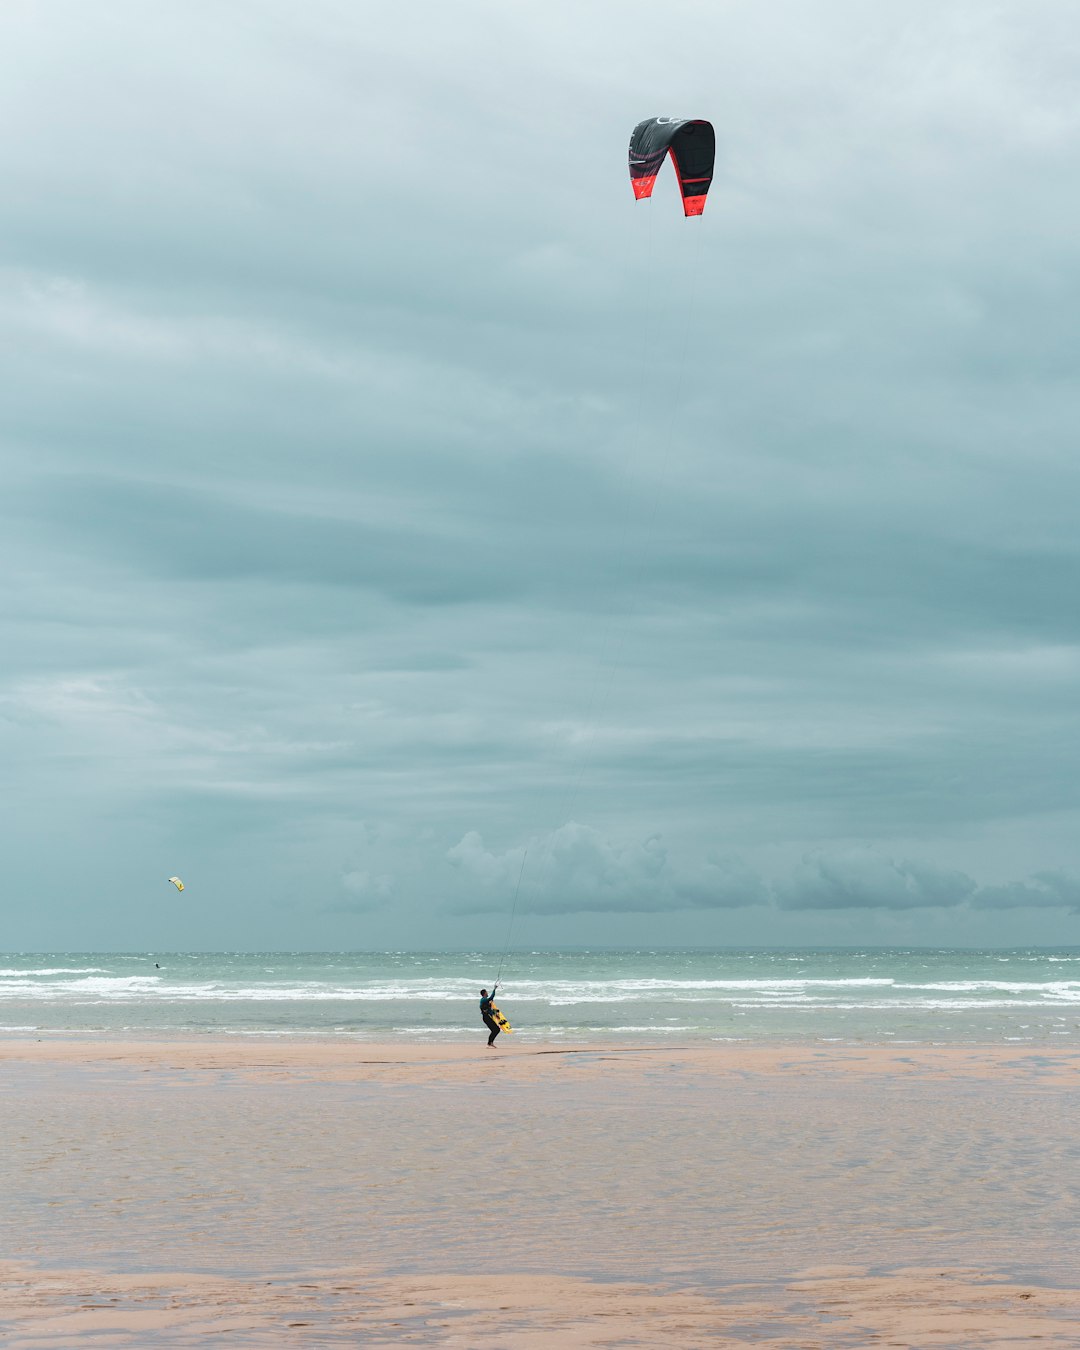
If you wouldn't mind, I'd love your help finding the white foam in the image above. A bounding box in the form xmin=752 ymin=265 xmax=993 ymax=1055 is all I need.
xmin=0 ymin=967 xmax=108 ymax=977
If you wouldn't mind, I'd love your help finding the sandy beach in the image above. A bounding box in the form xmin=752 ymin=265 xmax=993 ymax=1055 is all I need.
xmin=2 ymin=1038 xmax=1079 ymax=1346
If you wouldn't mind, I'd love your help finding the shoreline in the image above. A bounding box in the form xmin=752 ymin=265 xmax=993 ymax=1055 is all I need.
xmin=2 ymin=1033 xmax=1079 ymax=1075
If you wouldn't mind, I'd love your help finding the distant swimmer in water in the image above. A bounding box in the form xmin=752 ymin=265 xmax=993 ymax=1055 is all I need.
xmin=479 ymin=986 xmax=501 ymax=1047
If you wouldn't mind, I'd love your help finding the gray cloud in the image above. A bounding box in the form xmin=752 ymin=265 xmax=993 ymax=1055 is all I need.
xmin=324 ymin=869 xmax=396 ymax=915
xmin=776 ymin=851 xmax=976 ymax=911
xmin=970 ymin=870 xmax=1080 ymax=913
xmin=448 ymin=824 xmax=768 ymax=914
xmin=3 ymin=0 xmax=1080 ymax=946
xmin=450 ymin=833 xmax=1080 ymax=921
xmin=778 ymin=853 xmax=1080 ymax=915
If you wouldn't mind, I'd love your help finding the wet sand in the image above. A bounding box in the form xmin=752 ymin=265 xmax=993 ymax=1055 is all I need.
xmin=2 ymin=1038 xmax=1078 ymax=1346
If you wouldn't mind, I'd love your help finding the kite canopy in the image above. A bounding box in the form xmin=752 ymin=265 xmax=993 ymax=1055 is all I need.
xmin=628 ymin=118 xmax=715 ymax=216
xmin=167 ymin=876 xmax=184 ymax=892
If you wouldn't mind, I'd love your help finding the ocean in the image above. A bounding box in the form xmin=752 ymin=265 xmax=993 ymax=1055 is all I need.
xmin=2 ymin=948 xmax=1079 ymax=1042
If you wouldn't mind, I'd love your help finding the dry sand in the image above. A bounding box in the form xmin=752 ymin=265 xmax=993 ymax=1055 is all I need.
xmin=2 ymin=1038 xmax=1078 ymax=1346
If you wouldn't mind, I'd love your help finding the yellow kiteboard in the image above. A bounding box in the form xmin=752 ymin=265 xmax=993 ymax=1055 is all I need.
xmin=490 ymin=1002 xmax=513 ymax=1034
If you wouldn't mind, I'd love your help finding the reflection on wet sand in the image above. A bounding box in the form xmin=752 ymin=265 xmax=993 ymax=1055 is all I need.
xmin=1 ymin=1039 xmax=1078 ymax=1345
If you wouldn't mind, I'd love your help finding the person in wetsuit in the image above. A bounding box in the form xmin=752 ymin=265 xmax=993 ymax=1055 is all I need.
xmin=479 ymin=985 xmax=501 ymax=1046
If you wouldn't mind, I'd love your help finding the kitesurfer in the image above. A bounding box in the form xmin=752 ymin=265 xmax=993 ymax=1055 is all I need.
xmin=479 ymin=986 xmax=501 ymax=1047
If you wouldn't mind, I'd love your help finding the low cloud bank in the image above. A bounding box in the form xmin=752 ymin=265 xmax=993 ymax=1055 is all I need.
xmin=776 ymin=851 xmax=976 ymax=911
xmin=449 ymin=823 xmax=767 ymax=914
xmin=447 ymin=829 xmax=1080 ymax=918
xmin=969 ymin=870 xmax=1080 ymax=911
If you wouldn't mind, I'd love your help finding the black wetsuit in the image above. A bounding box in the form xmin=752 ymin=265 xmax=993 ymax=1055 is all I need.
xmin=480 ymin=991 xmax=501 ymax=1045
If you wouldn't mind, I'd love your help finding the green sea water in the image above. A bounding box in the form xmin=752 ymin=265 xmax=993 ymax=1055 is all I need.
xmin=2 ymin=948 xmax=1079 ymax=1042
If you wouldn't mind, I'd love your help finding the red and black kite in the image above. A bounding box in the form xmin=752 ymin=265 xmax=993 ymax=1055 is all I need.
xmin=628 ymin=118 xmax=715 ymax=217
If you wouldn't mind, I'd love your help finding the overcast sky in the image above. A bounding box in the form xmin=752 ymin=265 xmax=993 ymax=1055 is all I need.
xmin=3 ymin=0 xmax=1080 ymax=950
